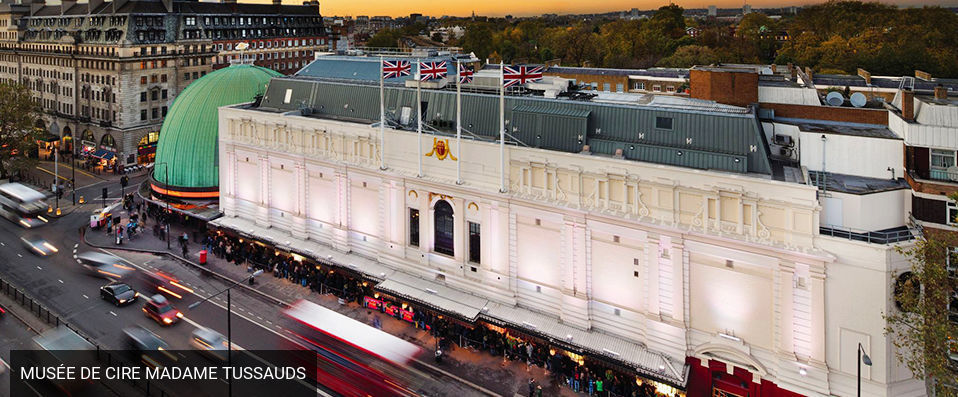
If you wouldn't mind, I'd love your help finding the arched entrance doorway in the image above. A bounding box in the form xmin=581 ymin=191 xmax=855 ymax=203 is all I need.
xmin=99 ymin=133 xmax=116 ymax=152
xmin=61 ymin=126 xmax=73 ymax=154
xmin=434 ymin=200 xmax=454 ymax=256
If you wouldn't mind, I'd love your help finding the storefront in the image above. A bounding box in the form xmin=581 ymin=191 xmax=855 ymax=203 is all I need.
xmin=81 ymin=140 xmax=97 ymax=155
xmin=137 ymin=131 xmax=159 ymax=164
xmin=686 ymin=357 xmax=803 ymax=397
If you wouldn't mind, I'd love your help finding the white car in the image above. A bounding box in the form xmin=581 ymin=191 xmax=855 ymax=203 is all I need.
xmin=190 ymin=327 xmax=228 ymax=362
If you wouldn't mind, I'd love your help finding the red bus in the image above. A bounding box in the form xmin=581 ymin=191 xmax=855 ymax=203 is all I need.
xmin=284 ymin=299 xmax=429 ymax=397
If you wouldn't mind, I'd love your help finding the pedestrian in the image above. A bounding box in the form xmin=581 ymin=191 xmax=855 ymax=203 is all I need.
xmin=534 ymin=385 xmax=542 ymax=397
xmin=181 ymin=240 xmax=189 ymax=258
xmin=527 ymin=379 xmax=535 ymax=397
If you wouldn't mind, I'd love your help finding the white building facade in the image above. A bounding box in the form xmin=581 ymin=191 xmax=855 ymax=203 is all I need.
xmin=215 ymin=89 xmax=924 ymax=396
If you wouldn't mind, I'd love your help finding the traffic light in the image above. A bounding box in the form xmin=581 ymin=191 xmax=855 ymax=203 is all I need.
xmin=120 ymin=175 xmax=129 ymax=188
xmin=102 ymin=187 xmax=108 ymax=202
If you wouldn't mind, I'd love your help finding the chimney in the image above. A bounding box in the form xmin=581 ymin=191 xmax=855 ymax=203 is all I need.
xmin=770 ymin=64 xmax=777 ymax=73
xmin=915 ymin=70 xmax=931 ymax=81
xmin=935 ymin=85 xmax=949 ymax=100
xmin=804 ymin=66 xmax=813 ymax=80
xmin=788 ymin=63 xmax=796 ymax=81
xmin=901 ymin=89 xmax=915 ymax=121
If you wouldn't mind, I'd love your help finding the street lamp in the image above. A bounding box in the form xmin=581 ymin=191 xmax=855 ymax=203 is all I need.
xmin=188 ymin=270 xmax=263 ymax=397
xmin=153 ymin=162 xmax=171 ymax=250
xmin=858 ymin=342 xmax=872 ymax=397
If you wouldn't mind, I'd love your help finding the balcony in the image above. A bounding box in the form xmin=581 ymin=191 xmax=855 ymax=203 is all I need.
xmin=819 ymin=225 xmax=915 ymax=244
xmin=906 ymin=169 xmax=958 ymax=196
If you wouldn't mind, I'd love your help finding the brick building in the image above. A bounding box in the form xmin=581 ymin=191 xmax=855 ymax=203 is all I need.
xmin=0 ymin=0 xmax=325 ymax=166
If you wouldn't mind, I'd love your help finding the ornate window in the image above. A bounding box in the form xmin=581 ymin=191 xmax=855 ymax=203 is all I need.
xmin=434 ymin=201 xmax=454 ymax=256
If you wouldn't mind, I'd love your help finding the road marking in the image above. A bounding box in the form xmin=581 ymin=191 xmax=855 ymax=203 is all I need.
xmin=36 ymin=266 xmax=42 ymax=270
xmin=82 ymin=294 xmax=89 ymax=299
xmin=17 ymin=253 xmax=22 ymax=258
xmin=74 ymin=244 xmax=78 ymax=249
xmin=109 ymin=311 xmax=117 ymax=317
xmin=1 ymin=242 xmax=5 ymax=246
xmin=58 ymin=279 xmax=64 ymax=284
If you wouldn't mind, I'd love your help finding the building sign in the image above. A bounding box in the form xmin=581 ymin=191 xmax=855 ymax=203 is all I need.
xmin=425 ymin=137 xmax=457 ymax=161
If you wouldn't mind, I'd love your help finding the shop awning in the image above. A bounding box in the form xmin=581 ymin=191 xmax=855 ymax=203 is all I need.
xmin=376 ymin=272 xmax=488 ymax=321
xmin=38 ymin=133 xmax=60 ymax=142
xmin=482 ymin=302 xmax=688 ymax=388
xmin=91 ymin=149 xmax=115 ymax=160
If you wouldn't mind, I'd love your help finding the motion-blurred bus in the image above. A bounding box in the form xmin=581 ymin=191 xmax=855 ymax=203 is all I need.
xmin=0 ymin=182 xmax=48 ymax=228
xmin=284 ymin=299 xmax=434 ymax=397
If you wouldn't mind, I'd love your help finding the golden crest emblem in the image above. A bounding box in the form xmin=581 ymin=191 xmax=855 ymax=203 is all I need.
xmin=425 ymin=137 xmax=457 ymax=161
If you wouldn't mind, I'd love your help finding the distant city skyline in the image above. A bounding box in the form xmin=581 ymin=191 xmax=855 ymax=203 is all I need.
xmin=300 ymin=0 xmax=957 ymax=18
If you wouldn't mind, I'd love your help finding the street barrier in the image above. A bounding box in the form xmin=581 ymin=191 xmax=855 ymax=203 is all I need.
xmin=0 ymin=276 xmax=175 ymax=397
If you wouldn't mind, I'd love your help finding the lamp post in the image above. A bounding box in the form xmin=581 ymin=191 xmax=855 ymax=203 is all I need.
xmin=188 ymin=270 xmax=264 ymax=397
xmin=154 ymin=162 xmax=171 ymax=249
xmin=858 ymin=342 xmax=872 ymax=397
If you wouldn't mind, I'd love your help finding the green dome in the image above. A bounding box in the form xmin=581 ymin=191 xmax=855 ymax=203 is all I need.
xmin=154 ymin=64 xmax=282 ymax=192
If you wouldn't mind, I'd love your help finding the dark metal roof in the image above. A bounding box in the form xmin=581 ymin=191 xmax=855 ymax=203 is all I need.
xmin=813 ymin=74 xmax=958 ymax=92
xmin=807 ymin=171 xmax=909 ymax=195
xmin=257 ymin=76 xmax=773 ymax=175
xmin=545 ymin=66 xmax=689 ymax=79
xmin=796 ymin=122 xmax=901 ymax=140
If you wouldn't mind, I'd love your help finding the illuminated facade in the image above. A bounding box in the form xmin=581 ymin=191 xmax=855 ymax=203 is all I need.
xmin=215 ymin=70 xmax=924 ymax=396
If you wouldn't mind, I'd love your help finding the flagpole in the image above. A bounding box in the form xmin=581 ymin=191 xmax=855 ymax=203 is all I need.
xmin=417 ymin=59 xmax=423 ymax=178
xmin=499 ymin=61 xmax=506 ymax=193
xmin=379 ymin=56 xmax=386 ymax=170
xmin=456 ymin=58 xmax=462 ymax=185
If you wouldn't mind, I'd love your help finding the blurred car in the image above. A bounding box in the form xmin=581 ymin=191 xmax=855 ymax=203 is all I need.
xmin=20 ymin=236 xmax=58 ymax=256
xmin=0 ymin=303 xmax=6 ymax=318
xmin=99 ymin=282 xmax=138 ymax=306
xmin=190 ymin=327 xmax=228 ymax=362
xmin=76 ymin=251 xmax=135 ymax=279
xmin=123 ymin=326 xmax=177 ymax=368
xmin=142 ymin=294 xmax=182 ymax=326
xmin=140 ymin=270 xmax=194 ymax=299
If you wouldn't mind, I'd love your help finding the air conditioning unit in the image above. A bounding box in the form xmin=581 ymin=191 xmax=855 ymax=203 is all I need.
xmin=773 ymin=134 xmax=793 ymax=147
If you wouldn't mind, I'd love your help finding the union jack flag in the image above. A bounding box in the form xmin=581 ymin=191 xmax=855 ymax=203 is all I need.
xmin=503 ymin=65 xmax=543 ymax=88
xmin=419 ymin=61 xmax=448 ymax=81
xmin=381 ymin=60 xmax=411 ymax=79
xmin=458 ymin=64 xmax=474 ymax=84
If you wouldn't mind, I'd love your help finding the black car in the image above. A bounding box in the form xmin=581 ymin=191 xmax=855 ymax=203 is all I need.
xmin=100 ymin=282 xmax=138 ymax=306
xmin=123 ymin=327 xmax=177 ymax=367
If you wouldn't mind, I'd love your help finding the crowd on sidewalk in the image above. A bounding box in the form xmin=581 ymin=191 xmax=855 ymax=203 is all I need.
xmin=201 ymin=230 xmax=682 ymax=397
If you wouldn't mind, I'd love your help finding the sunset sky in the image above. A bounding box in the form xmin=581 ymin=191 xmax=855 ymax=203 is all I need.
xmin=305 ymin=0 xmax=957 ymax=17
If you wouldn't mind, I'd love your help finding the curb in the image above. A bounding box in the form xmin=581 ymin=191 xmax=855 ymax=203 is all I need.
xmin=82 ymin=234 xmax=289 ymax=308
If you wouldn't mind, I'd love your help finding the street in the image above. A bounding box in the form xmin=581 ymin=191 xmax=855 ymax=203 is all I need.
xmin=0 ymin=168 xmax=519 ymax=397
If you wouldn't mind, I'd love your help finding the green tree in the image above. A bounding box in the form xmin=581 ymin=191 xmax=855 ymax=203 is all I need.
xmin=657 ymin=45 xmax=719 ymax=68
xmin=888 ymin=225 xmax=958 ymax=396
xmin=366 ymin=28 xmax=402 ymax=48
xmin=0 ymin=83 xmax=40 ymax=179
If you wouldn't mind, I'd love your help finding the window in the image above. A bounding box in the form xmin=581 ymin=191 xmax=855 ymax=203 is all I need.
xmin=140 ymin=109 xmax=147 ymax=120
xmin=409 ymin=209 xmax=420 ymax=247
xmin=150 ymin=89 xmax=158 ymax=101
xmin=161 ymin=89 xmax=167 ymax=99
xmin=140 ymin=76 xmax=147 ymax=85
xmin=931 ymin=149 xmax=956 ymax=181
xmin=468 ymin=222 xmax=480 ymax=264
xmin=949 ymin=201 xmax=958 ymax=226
xmin=655 ymin=116 xmax=673 ymax=130
xmin=140 ymin=92 xmax=146 ymax=102
xmin=160 ymin=74 xmax=167 ymax=83
xmin=603 ymin=83 xmax=611 ymax=92
xmin=434 ymin=201 xmax=455 ymax=256
xmin=666 ymin=85 xmax=676 ymax=93
xmin=590 ymin=82 xmax=598 ymax=90
xmin=652 ymin=85 xmax=662 ymax=92
xmin=151 ymin=108 xmax=158 ymax=119
xmin=161 ymin=106 xmax=168 ymax=117
xmin=185 ymin=16 xmax=196 ymax=26
xmin=616 ymin=83 xmax=624 ymax=93
xmin=633 ymin=81 xmax=645 ymax=90
xmin=183 ymin=72 xmax=190 ymax=80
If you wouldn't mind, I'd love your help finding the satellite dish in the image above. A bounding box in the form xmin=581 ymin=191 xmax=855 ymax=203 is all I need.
xmin=826 ymin=91 xmax=845 ymax=106
xmin=235 ymin=42 xmax=249 ymax=51
xmin=850 ymin=92 xmax=867 ymax=108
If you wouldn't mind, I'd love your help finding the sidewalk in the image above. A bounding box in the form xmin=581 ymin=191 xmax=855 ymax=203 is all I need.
xmin=84 ymin=220 xmax=583 ymax=397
